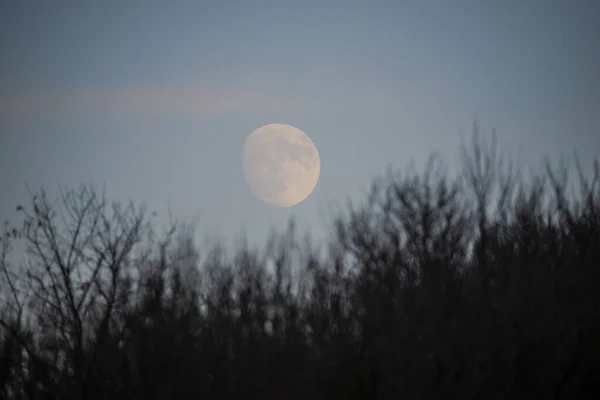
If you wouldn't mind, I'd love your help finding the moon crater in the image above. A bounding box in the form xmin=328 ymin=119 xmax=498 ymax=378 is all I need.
xmin=243 ymin=123 xmax=320 ymax=208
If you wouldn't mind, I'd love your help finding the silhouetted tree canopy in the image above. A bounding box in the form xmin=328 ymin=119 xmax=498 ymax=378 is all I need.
xmin=1 ymin=131 xmax=599 ymax=399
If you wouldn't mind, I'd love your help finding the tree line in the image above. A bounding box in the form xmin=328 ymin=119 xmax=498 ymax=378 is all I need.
xmin=1 ymin=132 xmax=599 ymax=399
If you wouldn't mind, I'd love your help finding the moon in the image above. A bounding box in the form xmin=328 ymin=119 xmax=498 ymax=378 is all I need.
xmin=243 ymin=123 xmax=320 ymax=208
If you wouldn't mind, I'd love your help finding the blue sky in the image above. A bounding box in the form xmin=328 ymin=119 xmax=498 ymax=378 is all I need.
xmin=1 ymin=0 xmax=599 ymax=249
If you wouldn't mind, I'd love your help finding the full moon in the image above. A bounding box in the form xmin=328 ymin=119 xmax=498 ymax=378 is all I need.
xmin=243 ymin=123 xmax=320 ymax=208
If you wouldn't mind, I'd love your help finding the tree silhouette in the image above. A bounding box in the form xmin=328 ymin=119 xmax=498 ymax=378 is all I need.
xmin=1 ymin=131 xmax=599 ymax=399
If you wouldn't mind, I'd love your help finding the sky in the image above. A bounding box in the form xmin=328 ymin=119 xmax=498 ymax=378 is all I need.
xmin=1 ymin=0 xmax=599 ymax=251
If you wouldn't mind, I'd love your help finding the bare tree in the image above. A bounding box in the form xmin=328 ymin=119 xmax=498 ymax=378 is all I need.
xmin=1 ymin=130 xmax=599 ymax=399
xmin=0 ymin=184 xmax=170 ymax=398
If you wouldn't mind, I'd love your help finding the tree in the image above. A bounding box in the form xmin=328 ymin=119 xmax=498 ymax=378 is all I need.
xmin=1 ymin=129 xmax=599 ymax=399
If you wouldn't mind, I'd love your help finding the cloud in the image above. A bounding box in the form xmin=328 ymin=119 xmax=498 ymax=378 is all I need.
xmin=0 ymin=84 xmax=289 ymax=118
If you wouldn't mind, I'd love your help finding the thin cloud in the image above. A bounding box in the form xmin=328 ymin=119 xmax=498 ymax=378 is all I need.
xmin=0 ymin=84 xmax=289 ymax=118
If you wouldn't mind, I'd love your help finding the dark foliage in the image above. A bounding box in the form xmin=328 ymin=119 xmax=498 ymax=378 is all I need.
xmin=1 ymin=133 xmax=599 ymax=399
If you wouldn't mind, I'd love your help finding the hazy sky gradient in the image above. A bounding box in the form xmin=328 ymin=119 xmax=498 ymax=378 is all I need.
xmin=1 ymin=0 xmax=598 ymax=248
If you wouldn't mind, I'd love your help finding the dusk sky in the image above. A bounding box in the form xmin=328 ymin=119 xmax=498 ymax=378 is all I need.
xmin=1 ymin=0 xmax=599 ymax=249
